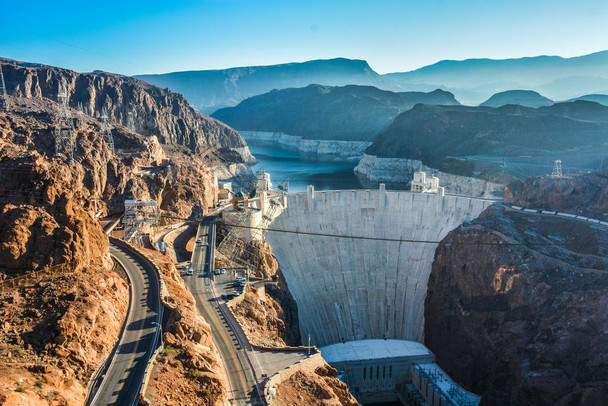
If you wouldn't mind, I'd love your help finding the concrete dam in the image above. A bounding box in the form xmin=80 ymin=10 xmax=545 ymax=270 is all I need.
xmin=266 ymin=185 xmax=492 ymax=347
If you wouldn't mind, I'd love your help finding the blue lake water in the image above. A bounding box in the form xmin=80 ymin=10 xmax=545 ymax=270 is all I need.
xmin=247 ymin=143 xmax=408 ymax=193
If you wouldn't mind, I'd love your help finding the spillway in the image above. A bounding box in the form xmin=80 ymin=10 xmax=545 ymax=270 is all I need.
xmin=266 ymin=185 xmax=492 ymax=347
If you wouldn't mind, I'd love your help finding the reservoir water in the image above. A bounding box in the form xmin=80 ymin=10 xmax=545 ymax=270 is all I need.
xmin=247 ymin=143 xmax=409 ymax=193
xmin=248 ymin=144 xmax=363 ymax=192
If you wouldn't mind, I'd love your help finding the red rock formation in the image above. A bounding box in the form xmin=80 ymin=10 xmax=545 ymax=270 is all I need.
xmin=425 ymin=205 xmax=608 ymax=405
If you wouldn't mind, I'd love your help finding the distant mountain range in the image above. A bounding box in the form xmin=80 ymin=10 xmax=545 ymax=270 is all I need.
xmin=385 ymin=51 xmax=608 ymax=104
xmin=212 ymin=85 xmax=458 ymax=141
xmin=480 ymin=90 xmax=553 ymax=108
xmin=135 ymin=51 xmax=608 ymax=112
xmin=135 ymin=58 xmax=397 ymax=114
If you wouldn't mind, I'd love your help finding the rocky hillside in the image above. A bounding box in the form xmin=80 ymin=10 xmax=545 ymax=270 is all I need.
xmin=364 ymin=101 xmax=608 ymax=177
xmin=135 ymin=58 xmax=399 ymax=114
xmin=212 ymin=85 xmax=459 ymax=141
xmin=505 ymin=169 xmax=608 ymax=219
xmin=425 ymin=205 xmax=608 ymax=405
xmin=480 ymin=90 xmax=553 ymax=108
xmin=0 ymin=94 xmax=230 ymax=404
xmin=1 ymin=57 xmax=252 ymax=166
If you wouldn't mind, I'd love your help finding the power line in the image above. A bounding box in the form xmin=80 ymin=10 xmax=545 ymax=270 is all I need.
xmin=159 ymin=214 xmax=586 ymax=247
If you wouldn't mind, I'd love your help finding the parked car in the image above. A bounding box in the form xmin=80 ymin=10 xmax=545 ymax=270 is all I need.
xmin=220 ymin=294 xmax=227 ymax=300
xmin=220 ymin=268 xmax=227 ymax=274
xmin=214 ymin=269 xmax=221 ymax=275
xmin=236 ymin=276 xmax=246 ymax=282
xmin=187 ymin=268 xmax=194 ymax=276
xmin=196 ymin=237 xmax=203 ymax=243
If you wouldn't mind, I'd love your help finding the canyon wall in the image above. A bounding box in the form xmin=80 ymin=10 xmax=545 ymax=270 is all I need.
xmin=355 ymin=154 xmax=502 ymax=197
xmin=425 ymin=205 xmax=608 ymax=405
xmin=266 ymin=187 xmax=492 ymax=347
xmin=241 ymin=131 xmax=370 ymax=162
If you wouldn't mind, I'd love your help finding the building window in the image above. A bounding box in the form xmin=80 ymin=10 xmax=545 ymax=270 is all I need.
xmin=363 ymin=367 xmax=366 ymax=380
xmin=390 ymin=366 xmax=393 ymax=378
xmin=376 ymin=366 xmax=380 ymax=380
xmin=383 ymin=366 xmax=386 ymax=379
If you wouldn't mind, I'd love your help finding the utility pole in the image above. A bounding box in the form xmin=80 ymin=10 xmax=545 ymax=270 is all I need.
xmin=0 ymin=63 xmax=8 ymax=111
xmin=101 ymin=107 xmax=116 ymax=153
xmin=551 ymin=159 xmax=563 ymax=177
xmin=54 ymin=83 xmax=76 ymax=160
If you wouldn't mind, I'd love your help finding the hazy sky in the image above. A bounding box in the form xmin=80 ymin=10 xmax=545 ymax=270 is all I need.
xmin=2 ymin=0 xmax=607 ymax=75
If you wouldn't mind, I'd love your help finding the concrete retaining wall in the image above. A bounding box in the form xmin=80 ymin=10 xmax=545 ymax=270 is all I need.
xmin=267 ymin=188 xmax=491 ymax=347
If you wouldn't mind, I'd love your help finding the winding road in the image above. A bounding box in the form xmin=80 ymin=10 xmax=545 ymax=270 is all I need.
xmin=87 ymin=239 xmax=163 ymax=406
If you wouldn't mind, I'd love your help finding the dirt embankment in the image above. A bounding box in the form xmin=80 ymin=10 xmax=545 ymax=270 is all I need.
xmin=217 ymin=234 xmax=301 ymax=347
xmin=425 ymin=205 xmax=608 ymax=405
xmin=138 ymin=249 xmax=227 ymax=406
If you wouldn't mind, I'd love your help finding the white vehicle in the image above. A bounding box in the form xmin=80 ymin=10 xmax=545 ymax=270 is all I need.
xmin=187 ymin=268 xmax=194 ymax=276
xmin=196 ymin=237 xmax=203 ymax=243
xmin=236 ymin=276 xmax=246 ymax=282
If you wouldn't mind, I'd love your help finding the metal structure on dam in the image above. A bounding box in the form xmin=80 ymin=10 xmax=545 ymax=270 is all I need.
xmin=265 ymin=184 xmax=493 ymax=347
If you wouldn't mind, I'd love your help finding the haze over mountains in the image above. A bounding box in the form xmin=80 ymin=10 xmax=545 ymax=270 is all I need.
xmin=135 ymin=58 xmax=395 ymax=114
xmin=212 ymin=85 xmax=458 ymax=141
xmin=135 ymin=50 xmax=608 ymax=112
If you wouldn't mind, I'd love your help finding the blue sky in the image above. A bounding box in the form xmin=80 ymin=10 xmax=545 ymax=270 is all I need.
xmin=1 ymin=0 xmax=607 ymax=75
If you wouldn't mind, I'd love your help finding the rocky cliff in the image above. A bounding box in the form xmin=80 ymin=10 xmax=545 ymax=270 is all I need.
xmin=212 ymin=84 xmax=459 ymax=142
xmin=1 ymin=57 xmax=253 ymax=168
xmin=425 ymin=205 xmax=608 ymax=405
xmin=505 ymin=169 xmax=608 ymax=219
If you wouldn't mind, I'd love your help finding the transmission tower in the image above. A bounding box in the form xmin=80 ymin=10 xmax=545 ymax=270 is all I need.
xmin=551 ymin=159 xmax=563 ymax=177
xmin=100 ymin=107 xmax=116 ymax=153
xmin=54 ymin=83 xmax=76 ymax=160
xmin=76 ymin=102 xmax=85 ymax=128
xmin=126 ymin=111 xmax=135 ymax=131
xmin=123 ymin=200 xmax=159 ymax=246
xmin=0 ymin=63 xmax=8 ymax=111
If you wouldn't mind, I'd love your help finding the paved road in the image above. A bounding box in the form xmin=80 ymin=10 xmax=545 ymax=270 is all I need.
xmin=88 ymin=240 xmax=163 ymax=406
xmin=184 ymin=219 xmax=263 ymax=405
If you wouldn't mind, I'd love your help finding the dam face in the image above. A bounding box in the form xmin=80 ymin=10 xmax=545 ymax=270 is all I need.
xmin=266 ymin=187 xmax=492 ymax=347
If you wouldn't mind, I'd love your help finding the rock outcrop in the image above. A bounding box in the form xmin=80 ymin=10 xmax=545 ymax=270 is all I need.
xmin=425 ymin=205 xmax=608 ymax=405
xmin=505 ymin=169 xmax=608 ymax=219
xmin=273 ymin=362 xmax=359 ymax=406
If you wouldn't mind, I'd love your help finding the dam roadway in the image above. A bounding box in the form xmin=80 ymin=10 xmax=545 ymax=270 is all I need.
xmin=185 ymin=219 xmax=261 ymax=405
xmin=88 ymin=239 xmax=162 ymax=406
